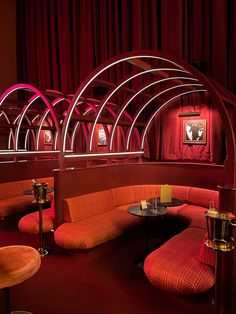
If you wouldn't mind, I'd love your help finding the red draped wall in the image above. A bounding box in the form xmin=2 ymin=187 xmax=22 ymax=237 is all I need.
xmin=16 ymin=0 xmax=235 ymax=162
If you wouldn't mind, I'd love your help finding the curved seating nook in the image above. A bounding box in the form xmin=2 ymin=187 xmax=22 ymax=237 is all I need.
xmin=0 ymin=177 xmax=54 ymax=219
xmin=53 ymin=184 xmax=218 ymax=296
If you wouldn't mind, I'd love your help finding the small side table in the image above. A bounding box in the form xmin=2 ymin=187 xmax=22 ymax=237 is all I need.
xmin=148 ymin=197 xmax=184 ymax=208
xmin=0 ymin=245 xmax=41 ymax=314
xmin=128 ymin=204 xmax=168 ymax=267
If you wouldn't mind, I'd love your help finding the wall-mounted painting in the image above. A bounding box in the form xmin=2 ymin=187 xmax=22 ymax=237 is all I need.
xmin=44 ymin=130 xmax=52 ymax=145
xmin=183 ymin=119 xmax=207 ymax=145
xmin=97 ymin=128 xmax=107 ymax=146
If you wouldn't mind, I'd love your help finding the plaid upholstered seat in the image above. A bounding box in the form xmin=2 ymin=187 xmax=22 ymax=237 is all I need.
xmin=18 ymin=200 xmax=55 ymax=234
xmin=18 ymin=208 xmax=54 ymax=234
xmin=144 ymin=227 xmax=215 ymax=295
xmin=54 ymin=209 xmax=141 ymax=250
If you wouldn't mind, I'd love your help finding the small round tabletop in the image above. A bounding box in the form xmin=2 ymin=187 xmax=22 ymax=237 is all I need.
xmin=148 ymin=197 xmax=184 ymax=207
xmin=0 ymin=245 xmax=41 ymax=289
xmin=128 ymin=204 xmax=168 ymax=218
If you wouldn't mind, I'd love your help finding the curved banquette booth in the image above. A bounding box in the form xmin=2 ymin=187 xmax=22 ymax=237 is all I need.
xmin=50 ymin=163 xmax=223 ymax=296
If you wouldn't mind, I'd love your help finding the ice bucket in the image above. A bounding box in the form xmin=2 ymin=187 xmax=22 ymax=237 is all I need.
xmin=32 ymin=182 xmax=48 ymax=204
xmin=205 ymin=210 xmax=236 ymax=252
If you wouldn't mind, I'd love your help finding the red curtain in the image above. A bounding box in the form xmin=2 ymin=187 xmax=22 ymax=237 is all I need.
xmin=16 ymin=0 xmax=235 ymax=162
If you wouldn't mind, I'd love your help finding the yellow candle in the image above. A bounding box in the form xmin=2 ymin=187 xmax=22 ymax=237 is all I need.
xmin=160 ymin=184 xmax=172 ymax=203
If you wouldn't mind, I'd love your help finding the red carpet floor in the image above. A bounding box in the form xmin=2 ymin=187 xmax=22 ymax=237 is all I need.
xmin=0 ymin=219 xmax=214 ymax=314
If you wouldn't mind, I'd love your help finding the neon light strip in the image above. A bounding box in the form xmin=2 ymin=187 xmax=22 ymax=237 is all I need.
xmin=0 ymin=111 xmax=14 ymax=150
xmin=24 ymin=129 xmax=30 ymax=149
xmin=109 ymin=76 xmax=199 ymax=150
xmin=15 ymin=94 xmax=40 ymax=150
xmin=0 ymin=111 xmax=11 ymax=123
xmin=0 ymin=86 xmax=28 ymax=106
xmin=8 ymin=130 xmax=14 ymax=150
xmin=71 ymin=121 xmax=80 ymax=150
xmin=54 ymin=132 xmax=58 ymax=150
xmin=31 ymin=114 xmax=40 ymax=123
xmin=64 ymin=151 xmax=144 ymax=158
xmin=0 ymin=150 xmax=60 ymax=155
xmin=0 ymin=83 xmax=61 ymax=151
xmin=36 ymin=97 xmax=65 ymax=150
xmin=126 ymin=83 xmax=203 ymax=149
xmin=62 ymin=54 xmax=188 ymax=152
xmin=89 ymin=68 xmax=189 ymax=151
xmin=140 ymin=89 xmax=207 ymax=149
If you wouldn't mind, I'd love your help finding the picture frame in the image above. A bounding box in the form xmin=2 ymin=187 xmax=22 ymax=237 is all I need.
xmin=44 ymin=130 xmax=52 ymax=145
xmin=97 ymin=128 xmax=107 ymax=146
xmin=183 ymin=119 xmax=207 ymax=145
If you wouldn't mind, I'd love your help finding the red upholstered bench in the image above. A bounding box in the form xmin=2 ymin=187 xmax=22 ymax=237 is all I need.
xmin=144 ymin=227 xmax=215 ymax=295
xmin=18 ymin=208 xmax=54 ymax=234
xmin=54 ymin=190 xmax=141 ymax=250
xmin=0 ymin=177 xmax=54 ymax=219
xmin=143 ymin=185 xmax=218 ymax=295
xmin=53 ymin=184 xmax=218 ymax=296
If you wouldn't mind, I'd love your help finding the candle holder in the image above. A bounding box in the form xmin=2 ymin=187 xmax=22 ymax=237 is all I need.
xmin=32 ymin=182 xmax=48 ymax=257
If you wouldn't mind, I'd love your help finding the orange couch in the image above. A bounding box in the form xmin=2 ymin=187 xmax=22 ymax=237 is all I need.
xmin=54 ymin=184 xmax=218 ymax=296
xmin=0 ymin=177 xmax=54 ymax=218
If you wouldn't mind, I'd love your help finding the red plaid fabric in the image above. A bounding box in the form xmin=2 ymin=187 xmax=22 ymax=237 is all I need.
xmin=111 ymin=186 xmax=136 ymax=207
xmin=198 ymin=234 xmax=216 ymax=267
xmin=144 ymin=227 xmax=215 ymax=295
xmin=18 ymin=208 xmax=54 ymax=234
xmin=189 ymin=187 xmax=219 ymax=209
xmin=63 ymin=190 xmax=114 ymax=223
xmin=54 ymin=209 xmax=141 ymax=250
xmin=177 ymin=204 xmax=207 ymax=228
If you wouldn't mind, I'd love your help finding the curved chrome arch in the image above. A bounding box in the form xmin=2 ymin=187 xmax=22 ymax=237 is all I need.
xmin=61 ymin=52 xmax=187 ymax=153
xmin=140 ymin=89 xmax=207 ymax=149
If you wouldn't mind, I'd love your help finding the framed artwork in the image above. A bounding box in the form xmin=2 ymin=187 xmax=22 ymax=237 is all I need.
xmin=44 ymin=130 xmax=52 ymax=144
xmin=183 ymin=119 xmax=207 ymax=145
xmin=97 ymin=128 xmax=107 ymax=146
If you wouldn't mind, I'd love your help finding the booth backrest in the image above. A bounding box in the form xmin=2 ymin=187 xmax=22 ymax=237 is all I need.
xmin=171 ymin=185 xmax=191 ymax=202
xmin=61 ymin=184 xmax=219 ymax=224
xmin=63 ymin=190 xmax=114 ymax=223
xmin=188 ymin=187 xmax=219 ymax=209
xmin=0 ymin=177 xmax=54 ymax=200
xmin=111 ymin=185 xmax=159 ymax=207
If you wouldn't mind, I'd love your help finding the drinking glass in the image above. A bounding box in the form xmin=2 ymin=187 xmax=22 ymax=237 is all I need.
xmin=209 ymin=200 xmax=215 ymax=211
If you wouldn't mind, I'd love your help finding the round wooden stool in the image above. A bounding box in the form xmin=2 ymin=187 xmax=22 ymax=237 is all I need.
xmin=0 ymin=245 xmax=41 ymax=314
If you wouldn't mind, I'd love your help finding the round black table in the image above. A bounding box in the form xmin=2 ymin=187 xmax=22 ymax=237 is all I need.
xmin=148 ymin=197 xmax=184 ymax=207
xmin=128 ymin=204 xmax=168 ymax=268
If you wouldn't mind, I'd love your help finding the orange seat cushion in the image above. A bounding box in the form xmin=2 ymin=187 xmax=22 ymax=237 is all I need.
xmin=0 ymin=245 xmax=41 ymax=288
xmin=54 ymin=209 xmax=141 ymax=250
xmin=18 ymin=208 xmax=54 ymax=234
xmin=144 ymin=227 xmax=215 ymax=295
